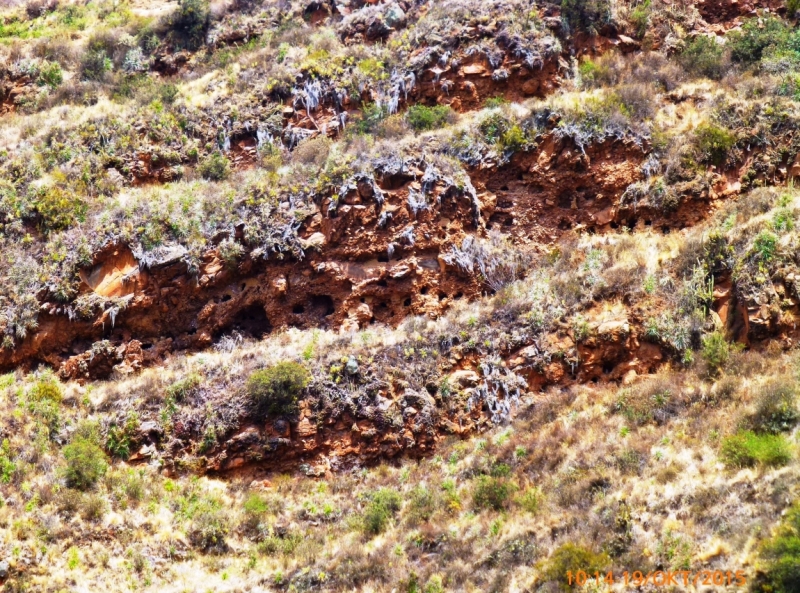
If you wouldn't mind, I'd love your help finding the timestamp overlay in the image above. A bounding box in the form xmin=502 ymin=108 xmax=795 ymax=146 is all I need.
xmin=566 ymin=569 xmax=748 ymax=588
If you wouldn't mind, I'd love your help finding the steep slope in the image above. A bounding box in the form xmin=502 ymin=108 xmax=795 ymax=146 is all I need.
xmin=2 ymin=0 xmax=800 ymax=591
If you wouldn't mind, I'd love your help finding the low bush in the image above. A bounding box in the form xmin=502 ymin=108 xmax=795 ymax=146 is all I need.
xmin=197 ymin=152 xmax=230 ymax=181
xmin=751 ymin=378 xmax=799 ymax=434
xmin=720 ymin=431 xmax=792 ymax=468
xmin=727 ymin=16 xmax=790 ymax=66
xmin=405 ymin=104 xmax=455 ymax=132
xmin=701 ymin=331 xmax=732 ymax=376
xmin=167 ymin=0 xmax=210 ymax=50
xmin=247 ymin=361 xmax=310 ymax=416
xmin=106 ymin=412 xmax=140 ymax=459
xmin=679 ymin=35 xmax=725 ymax=79
xmin=63 ymin=437 xmax=108 ymax=490
xmin=29 ymin=374 xmax=63 ymax=403
xmin=695 ymin=123 xmax=736 ymax=167
xmin=166 ymin=373 xmax=201 ymax=401
xmin=362 ymin=488 xmax=402 ymax=535
xmin=755 ymin=501 xmax=800 ymax=593
xmin=540 ymin=543 xmax=611 ymax=590
xmin=37 ymin=61 xmax=63 ymax=88
xmin=613 ymin=375 xmax=678 ymax=425
xmin=561 ymin=0 xmax=612 ymax=35
xmin=406 ymin=485 xmax=439 ymax=524
xmin=187 ymin=498 xmax=229 ymax=551
xmin=516 ymin=486 xmax=542 ymax=514
xmin=472 ymin=475 xmax=515 ymax=511
xmin=80 ymin=47 xmax=112 ymax=81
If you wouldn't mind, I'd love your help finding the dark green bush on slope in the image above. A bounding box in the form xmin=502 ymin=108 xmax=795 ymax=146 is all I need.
xmin=755 ymin=502 xmax=800 ymax=592
xmin=727 ymin=17 xmax=791 ymax=66
xmin=405 ymin=104 xmax=455 ymax=132
xmin=679 ymin=35 xmax=725 ymax=79
xmin=247 ymin=361 xmax=310 ymax=416
xmin=561 ymin=0 xmax=613 ymax=35
xmin=63 ymin=437 xmax=108 ymax=490
xmin=168 ymin=0 xmax=210 ymax=50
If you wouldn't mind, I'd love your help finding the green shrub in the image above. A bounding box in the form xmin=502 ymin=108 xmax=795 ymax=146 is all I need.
xmin=629 ymin=0 xmax=650 ymax=37
xmin=755 ymin=501 xmax=800 ymax=593
xmin=37 ymin=61 xmax=63 ymax=88
xmin=484 ymin=96 xmax=509 ymax=109
xmin=31 ymin=185 xmax=86 ymax=231
xmin=63 ymin=438 xmax=108 ymax=490
xmin=188 ymin=498 xmax=229 ymax=551
xmin=561 ymin=0 xmax=613 ymax=35
xmin=540 ymin=543 xmax=611 ymax=589
xmin=362 ymin=488 xmax=402 ymax=535
xmin=720 ymin=431 xmax=792 ymax=468
xmin=106 ymin=412 xmax=140 ymax=459
xmin=789 ymin=0 xmax=800 ymax=18
xmin=247 ymin=361 xmax=310 ymax=416
xmin=752 ymin=230 xmax=779 ymax=263
xmin=80 ymin=48 xmax=112 ymax=81
xmin=472 ymin=476 xmax=515 ymax=511
xmin=751 ymin=378 xmax=799 ymax=434
xmin=405 ymin=104 xmax=455 ymax=132
xmin=727 ymin=17 xmax=790 ymax=66
xmin=166 ymin=373 xmax=201 ymax=401
xmin=679 ymin=35 xmax=725 ymax=79
xmin=578 ymin=58 xmax=607 ymax=87
xmin=613 ymin=376 xmax=675 ymax=425
xmin=500 ymin=124 xmax=526 ymax=151
xmin=406 ymin=485 xmax=438 ymax=524
xmin=29 ymin=375 xmax=63 ymax=403
xmin=701 ymin=331 xmax=731 ymax=375
xmin=353 ymin=102 xmax=389 ymax=135
xmin=198 ymin=152 xmax=230 ymax=181
xmin=694 ymin=123 xmax=736 ymax=167
xmin=0 ymin=439 xmax=16 ymax=484
xmin=169 ymin=0 xmax=210 ymax=49
xmin=27 ymin=374 xmax=63 ymax=436
xmin=516 ymin=486 xmax=542 ymax=514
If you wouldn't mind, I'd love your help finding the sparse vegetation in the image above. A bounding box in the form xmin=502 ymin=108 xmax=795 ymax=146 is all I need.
xmin=2 ymin=0 xmax=800 ymax=590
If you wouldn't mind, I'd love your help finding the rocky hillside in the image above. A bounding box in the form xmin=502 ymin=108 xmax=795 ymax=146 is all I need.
xmin=2 ymin=0 xmax=800 ymax=591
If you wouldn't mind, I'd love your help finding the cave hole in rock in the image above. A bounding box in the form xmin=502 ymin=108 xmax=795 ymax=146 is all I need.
xmin=310 ymin=295 xmax=335 ymax=317
xmin=501 ymin=185 xmax=509 ymax=191
xmin=627 ymin=218 xmax=637 ymax=228
xmin=662 ymin=226 xmax=671 ymax=234
xmin=420 ymin=286 xmax=429 ymax=295
xmin=403 ymin=297 xmax=412 ymax=307
xmin=454 ymin=292 xmax=464 ymax=300
xmin=227 ymin=304 xmax=272 ymax=338
xmin=221 ymin=294 xmax=232 ymax=303
xmin=645 ymin=219 xmax=652 ymax=226
xmin=610 ymin=221 xmax=619 ymax=230
xmin=360 ymin=296 xmax=366 ymax=303
xmin=240 ymin=283 xmax=247 ymax=291
xmin=377 ymin=279 xmax=388 ymax=287
xmin=292 ymin=304 xmax=305 ymax=314
xmin=438 ymin=291 xmax=447 ymax=301
xmin=377 ymin=252 xmax=389 ymax=263
xmin=517 ymin=171 xmax=524 ymax=181
xmin=602 ymin=362 xmax=615 ymax=375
